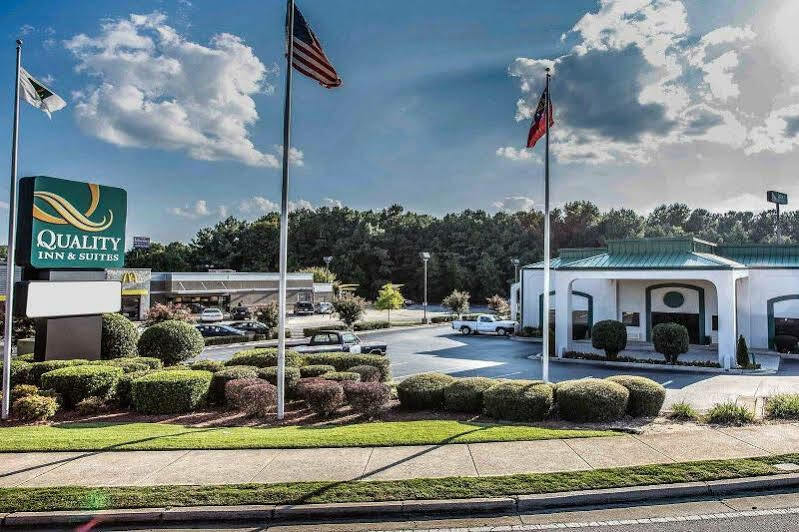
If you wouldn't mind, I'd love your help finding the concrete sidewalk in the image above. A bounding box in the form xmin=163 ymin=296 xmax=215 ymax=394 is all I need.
xmin=2 ymin=424 xmax=799 ymax=488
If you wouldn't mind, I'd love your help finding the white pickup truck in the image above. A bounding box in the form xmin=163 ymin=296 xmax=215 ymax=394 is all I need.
xmin=451 ymin=314 xmax=517 ymax=336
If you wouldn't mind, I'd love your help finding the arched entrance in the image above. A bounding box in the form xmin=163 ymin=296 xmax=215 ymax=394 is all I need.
xmin=645 ymin=283 xmax=705 ymax=344
xmin=539 ymin=290 xmax=593 ymax=340
xmin=768 ymin=294 xmax=799 ymax=349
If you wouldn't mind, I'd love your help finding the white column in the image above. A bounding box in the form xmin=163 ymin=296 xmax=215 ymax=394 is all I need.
xmin=554 ymin=275 xmax=572 ymax=358
xmin=715 ymin=272 xmax=738 ymax=369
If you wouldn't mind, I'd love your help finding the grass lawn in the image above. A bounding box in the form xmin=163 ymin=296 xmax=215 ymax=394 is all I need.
xmin=0 ymin=453 xmax=794 ymax=513
xmin=0 ymin=420 xmax=617 ymax=452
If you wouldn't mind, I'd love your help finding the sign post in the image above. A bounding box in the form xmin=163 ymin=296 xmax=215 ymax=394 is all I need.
xmin=767 ymin=190 xmax=788 ymax=243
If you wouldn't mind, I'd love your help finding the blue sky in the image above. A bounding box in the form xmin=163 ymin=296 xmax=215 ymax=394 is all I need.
xmin=2 ymin=0 xmax=799 ymax=244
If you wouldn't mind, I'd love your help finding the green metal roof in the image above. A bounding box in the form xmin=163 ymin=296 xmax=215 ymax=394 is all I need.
xmin=717 ymin=244 xmax=799 ymax=268
xmin=557 ymin=251 xmax=743 ymax=270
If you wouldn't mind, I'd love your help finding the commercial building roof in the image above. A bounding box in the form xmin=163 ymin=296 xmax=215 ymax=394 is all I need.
xmin=524 ymin=237 xmax=799 ymax=270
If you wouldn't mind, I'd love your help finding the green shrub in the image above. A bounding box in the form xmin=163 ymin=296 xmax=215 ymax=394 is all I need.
xmin=208 ymin=366 xmax=259 ymax=404
xmin=321 ymin=371 xmax=360 ymax=382
xmin=605 ymin=375 xmax=666 ymax=417
xmin=591 ymin=320 xmax=627 ymax=359
xmin=296 ymin=378 xmax=344 ymax=416
xmin=347 ymin=365 xmax=381 ymax=382
xmin=396 ymin=373 xmax=455 ymax=410
xmin=300 ymin=353 xmax=390 ymax=381
xmin=10 ymin=384 xmax=39 ymax=404
xmin=15 ymin=353 xmax=35 ymax=362
xmin=225 ymin=378 xmax=266 ymax=409
xmin=353 ymin=320 xmax=390 ymax=331
xmin=706 ymin=401 xmax=755 ymax=425
xmin=555 ymin=378 xmax=629 ymax=422
xmin=736 ymin=335 xmax=751 ymax=368
xmin=668 ymin=401 xmax=699 ymax=421
xmin=765 ymin=394 xmax=799 ymax=420
xmin=774 ymin=335 xmax=798 ymax=353
xmin=131 ymin=357 xmax=163 ymax=370
xmin=483 ymin=381 xmax=553 ymax=421
xmin=191 ymin=359 xmax=225 ymax=373
xmin=652 ymin=323 xmax=689 ymax=363
xmin=302 ymin=324 xmax=347 ymax=337
xmin=300 ymin=364 xmax=336 ymax=378
xmin=443 ymin=377 xmax=496 ymax=413
xmin=225 ymin=347 xmax=302 ymax=368
xmin=95 ymin=358 xmax=150 ymax=373
xmin=257 ymin=366 xmax=301 ymax=395
xmin=38 ymin=388 xmax=63 ymax=407
xmin=137 ymin=320 xmax=204 ymax=366
xmin=115 ymin=370 xmax=152 ymax=408
xmin=29 ymin=359 xmax=91 ymax=386
xmin=341 ymin=381 xmax=390 ymax=417
xmin=132 ymin=370 xmax=213 ymax=414
xmin=76 ymin=396 xmax=111 ymax=416
xmin=240 ymin=381 xmax=278 ymax=417
xmin=101 ymin=313 xmax=139 ymax=359
xmin=40 ymin=365 xmax=123 ymax=408
xmin=0 ymin=360 xmax=32 ymax=386
xmin=13 ymin=394 xmax=58 ymax=421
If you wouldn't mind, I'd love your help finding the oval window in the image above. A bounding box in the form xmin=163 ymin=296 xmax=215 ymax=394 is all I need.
xmin=663 ymin=291 xmax=685 ymax=308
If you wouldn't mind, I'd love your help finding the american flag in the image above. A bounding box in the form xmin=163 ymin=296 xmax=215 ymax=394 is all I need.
xmin=526 ymin=85 xmax=553 ymax=148
xmin=287 ymin=4 xmax=342 ymax=88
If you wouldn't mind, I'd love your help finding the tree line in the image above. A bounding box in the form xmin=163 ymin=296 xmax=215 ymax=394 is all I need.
xmin=125 ymin=202 xmax=797 ymax=303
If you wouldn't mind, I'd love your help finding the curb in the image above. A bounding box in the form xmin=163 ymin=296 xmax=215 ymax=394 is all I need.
xmin=3 ymin=473 xmax=798 ymax=528
xmin=535 ymin=354 xmax=778 ymax=375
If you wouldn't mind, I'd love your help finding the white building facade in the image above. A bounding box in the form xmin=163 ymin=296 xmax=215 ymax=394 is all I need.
xmin=510 ymin=237 xmax=799 ymax=369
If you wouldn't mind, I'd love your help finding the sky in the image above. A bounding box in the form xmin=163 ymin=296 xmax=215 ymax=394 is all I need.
xmin=1 ymin=0 xmax=799 ymax=244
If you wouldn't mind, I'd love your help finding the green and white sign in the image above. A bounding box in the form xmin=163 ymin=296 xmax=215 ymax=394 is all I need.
xmin=767 ymin=190 xmax=788 ymax=205
xmin=16 ymin=176 xmax=127 ymax=269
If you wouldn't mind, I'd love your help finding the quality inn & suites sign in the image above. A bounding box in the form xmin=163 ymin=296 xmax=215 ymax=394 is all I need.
xmin=15 ymin=176 xmax=127 ymax=269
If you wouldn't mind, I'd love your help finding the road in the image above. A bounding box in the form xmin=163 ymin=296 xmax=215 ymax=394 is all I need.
xmin=199 ymin=325 xmax=799 ymax=410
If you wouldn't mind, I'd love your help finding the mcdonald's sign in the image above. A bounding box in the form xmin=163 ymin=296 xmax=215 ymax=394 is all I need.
xmin=106 ymin=268 xmax=151 ymax=296
xmin=15 ymin=176 xmax=127 ymax=269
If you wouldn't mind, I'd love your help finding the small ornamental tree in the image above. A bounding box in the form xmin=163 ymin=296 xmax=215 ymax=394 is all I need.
xmin=591 ymin=320 xmax=627 ymax=360
xmin=332 ymin=294 xmax=366 ymax=328
xmin=486 ymin=295 xmax=510 ymax=318
xmin=254 ymin=302 xmax=279 ymax=331
xmin=146 ymin=302 xmax=193 ymax=326
xmin=299 ymin=266 xmax=336 ymax=284
xmin=375 ymin=283 xmax=404 ymax=324
xmin=442 ymin=290 xmax=470 ymax=318
xmin=652 ymin=322 xmax=689 ymax=364
xmin=736 ymin=335 xmax=753 ymax=368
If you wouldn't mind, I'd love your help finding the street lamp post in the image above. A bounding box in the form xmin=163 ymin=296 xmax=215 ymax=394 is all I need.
xmin=323 ymin=255 xmax=333 ymax=270
xmin=511 ymin=258 xmax=520 ymax=283
xmin=420 ymin=252 xmax=430 ymax=324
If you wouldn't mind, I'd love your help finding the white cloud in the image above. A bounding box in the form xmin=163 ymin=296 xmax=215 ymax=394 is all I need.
xmin=495 ymin=146 xmax=541 ymax=162
xmin=65 ymin=12 xmax=281 ymax=167
xmin=492 ymin=196 xmax=535 ymax=212
xmin=168 ymin=199 xmax=227 ymax=219
xmin=686 ymin=25 xmax=756 ymax=102
xmin=321 ymin=197 xmax=343 ymax=208
xmin=19 ymin=25 xmax=35 ymax=36
xmin=746 ymin=103 xmax=799 ymax=154
xmin=41 ymin=74 xmax=55 ymax=85
xmin=274 ymin=145 xmax=305 ymax=167
xmin=238 ymin=196 xmax=339 ymax=216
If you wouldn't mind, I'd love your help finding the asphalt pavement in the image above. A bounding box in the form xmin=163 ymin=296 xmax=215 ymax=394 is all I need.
xmin=198 ymin=325 xmax=799 ymax=410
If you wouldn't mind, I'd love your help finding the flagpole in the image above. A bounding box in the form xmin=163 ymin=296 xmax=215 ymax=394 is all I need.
xmin=276 ymin=1 xmax=295 ymax=421
xmin=2 ymin=40 xmax=22 ymax=420
xmin=541 ymin=67 xmax=551 ymax=384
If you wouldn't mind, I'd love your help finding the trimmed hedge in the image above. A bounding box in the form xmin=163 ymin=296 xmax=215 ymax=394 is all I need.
xmin=209 ymin=366 xmax=259 ymax=405
xmin=396 ymin=373 xmax=455 ymax=410
xmin=10 ymin=384 xmax=39 ymax=404
xmin=225 ymin=348 xmax=302 ymax=368
xmin=296 ymin=378 xmax=344 ymax=416
xmin=95 ymin=358 xmax=151 ymax=374
xmin=591 ymin=320 xmax=627 ymax=359
xmin=131 ymin=370 xmax=213 ymax=414
xmin=300 ymin=353 xmax=390 ymax=382
xmin=353 ymin=320 xmax=391 ymax=331
xmin=240 ymin=381 xmax=278 ymax=417
xmin=443 ymin=377 xmax=496 ymax=413
xmin=321 ymin=371 xmax=360 ymax=382
xmin=652 ymin=323 xmax=689 ymax=363
xmin=137 ymin=320 xmax=204 ymax=366
xmin=29 ymin=360 xmax=90 ymax=386
xmin=203 ymin=334 xmax=254 ymax=346
xmin=256 ymin=366 xmax=301 ymax=395
xmin=12 ymin=394 xmax=58 ymax=421
xmin=482 ymin=381 xmax=553 ymax=421
xmin=341 ymin=381 xmax=390 ymax=417
xmin=191 ymin=360 xmax=225 ymax=373
xmin=40 ymin=365 xmax=123 ymax=408
xmin=115 ymin=370 xmax=153 ymax=408
xmin=556 ymin=378 xmax=629 ymax=422
xmin=300 ymin=364 xmax=336 ymax=378
xmin=0 ymin=360 xmax=32 ymax=386
xmin=302 ymin=324 xmax=347 ymax=337
xmin=101 ymin=313 xmax=139 ymax=359
xmin=224 ymin=378 xmax=265 ymax=409
xmin=606 ymin=375 xmax=666 ymax=417
xmin=347 ymin=365 xmax=381 ymax=382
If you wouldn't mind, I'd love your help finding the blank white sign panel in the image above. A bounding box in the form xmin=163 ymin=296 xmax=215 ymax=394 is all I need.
xmin=24 ymin=281 xmax=121 ymax=318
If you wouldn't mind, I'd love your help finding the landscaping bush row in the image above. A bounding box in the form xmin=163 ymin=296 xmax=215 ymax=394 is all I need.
xmin=299 ymin=353 xmax=391 ymax=381
xmin=397 ymin=372 xmax=666 ymax=422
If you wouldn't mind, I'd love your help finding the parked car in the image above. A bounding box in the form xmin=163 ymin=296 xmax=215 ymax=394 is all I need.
xmin=188 ymin=303 xmax=206 ymax=314
xmin=294 ymin=301 xmax=315 ymax=315
xmin=195 ymin=324 xmax=247 ymax=338
xmin=296 ymin=330 xmax=387 ymax=355
xmin=231 ymin=306 xmax=252 ymax=320
xmin=200 ymin=307 xmax=224 ymax=322
xmin=452 ymin=314 xmax=516 ymax=336
xmin=315 ymin=301 xmax=334 ymax=314
xmin=229 ymin=320 xmax=271 ymax=335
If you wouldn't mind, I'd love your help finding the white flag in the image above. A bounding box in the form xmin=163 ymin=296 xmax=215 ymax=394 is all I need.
xmin=19 ymin=67 xmax=66 ymax=118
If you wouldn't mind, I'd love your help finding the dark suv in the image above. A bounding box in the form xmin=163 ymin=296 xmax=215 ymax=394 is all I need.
xmin=231 ymin=306 xmax=251 ymax=320
xmin=294 ymin=301 xmax=315 ymax=315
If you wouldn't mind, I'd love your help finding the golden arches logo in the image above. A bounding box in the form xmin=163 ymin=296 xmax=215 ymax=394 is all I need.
xmin=33 ymin=183 xmax=113 ymax=232
xmin=121 ymin=272 xmax=139 ymax=283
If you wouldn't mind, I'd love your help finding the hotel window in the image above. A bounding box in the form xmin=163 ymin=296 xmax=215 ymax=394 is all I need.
xmin=622 ymin=312 xmax=640 ymax=327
